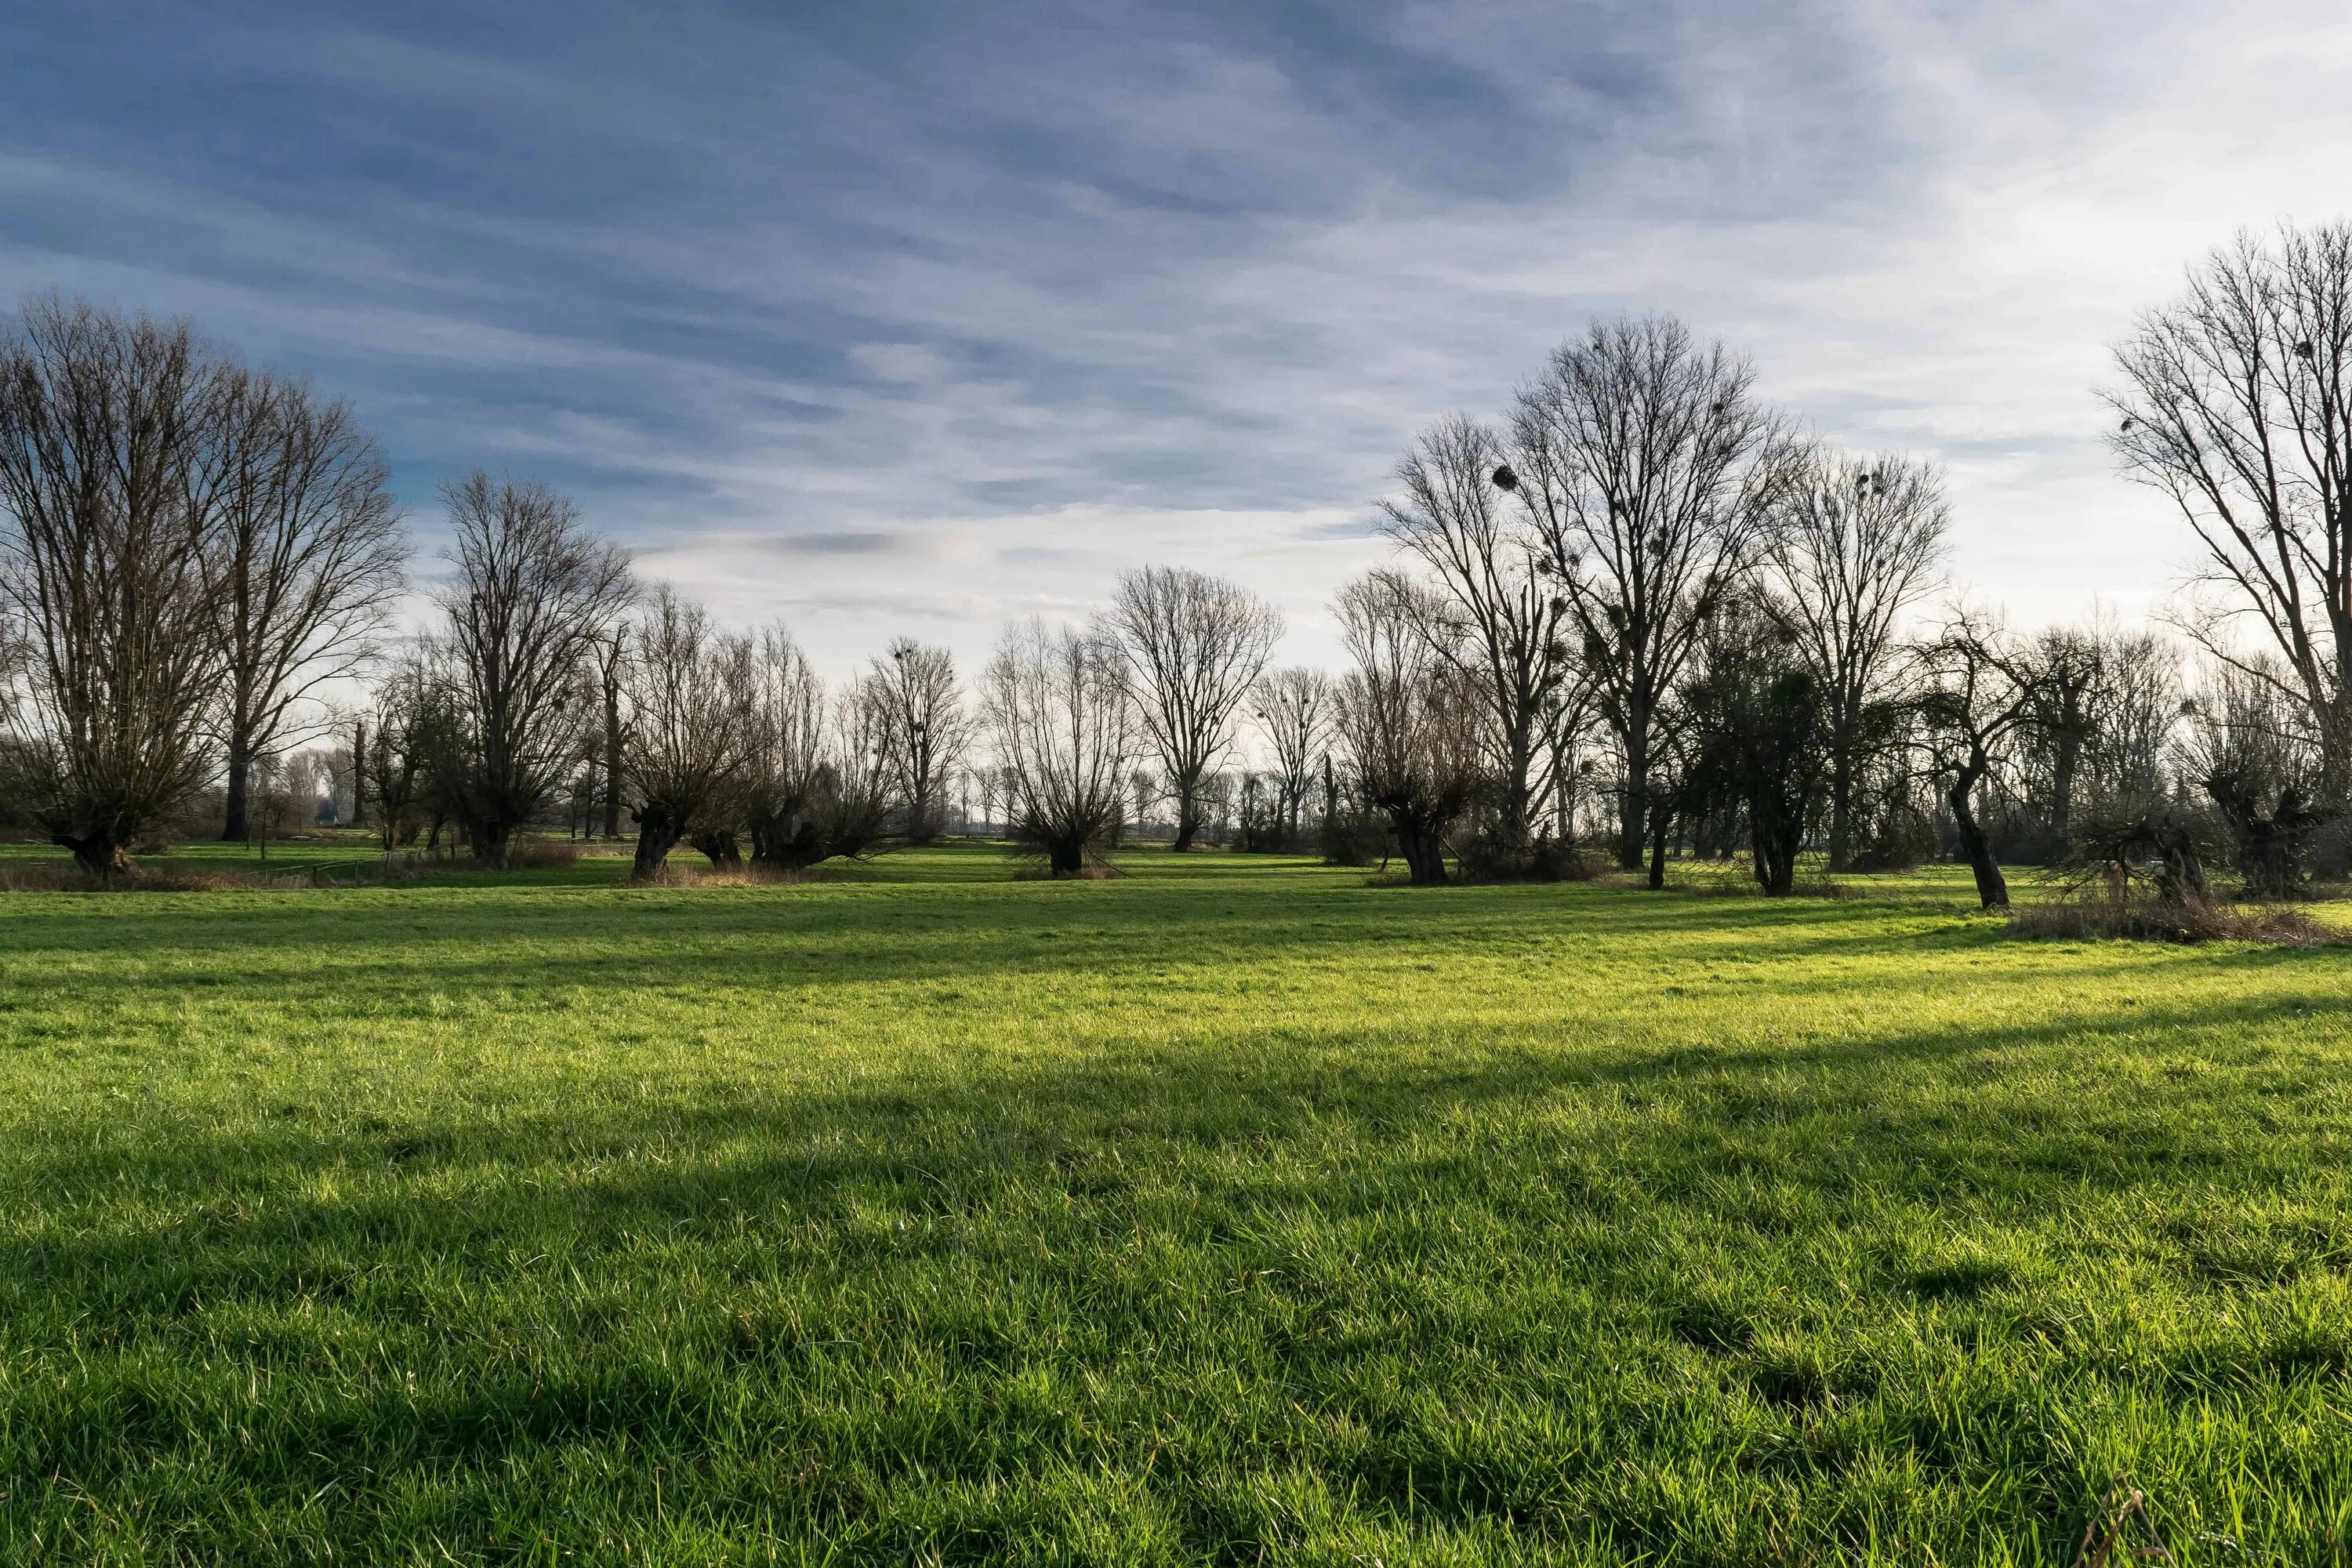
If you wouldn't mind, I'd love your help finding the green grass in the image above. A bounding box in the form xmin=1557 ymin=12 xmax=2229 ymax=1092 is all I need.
xmin=0 ymin=844 xmax=2347 ymax=1563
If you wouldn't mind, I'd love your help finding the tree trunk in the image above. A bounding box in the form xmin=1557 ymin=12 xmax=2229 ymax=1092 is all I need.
xmin=470 ymin=818 xmax=513 ymax=871
xmin=1171 ymin=781 xmax=1199 ymax=852
xmin=1617 ymin=723 xmax=1651 ymax=869
xmin=54 ymin=829 xmax=132 ymax=881
xmin=2051 ymin=730 xmax=2080 ymax=854
xmin=1826 ymin=750 xmax=1854 ymax=873
xmin=221 ymin=740 xmax=252 ymax=842
xmin=632 ymin=815 xmax=682 ymax=879
xmin=1047 ymin=835 xmax=1086 ymax=876
xmin=1646 ymin=807 xmax=1669 ymax=891
xmin=1396 ymin=821 xmax=1449 ymax=886
xmin=693 ymin=828 xmax=742 ymax=868
xmin=1946 ymin=766 xmax=2008 ymax=909
xmin=350 ymin=718 xmax=369 ymax=830
xmin=602 ymin=681 xmax=623 ymax=840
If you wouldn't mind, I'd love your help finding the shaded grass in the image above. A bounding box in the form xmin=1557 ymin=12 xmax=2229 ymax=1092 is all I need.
xmin=0 ymin=845 xmax=2347 ymax=1562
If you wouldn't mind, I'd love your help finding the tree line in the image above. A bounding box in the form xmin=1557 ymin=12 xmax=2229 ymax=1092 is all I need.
xmin=2 ymin=222 xmax=2348 ymax=898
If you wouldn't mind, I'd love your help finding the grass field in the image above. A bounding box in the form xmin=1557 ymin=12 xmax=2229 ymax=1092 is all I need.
xmin=0 ymin=841 xmax=2347 ymax=1564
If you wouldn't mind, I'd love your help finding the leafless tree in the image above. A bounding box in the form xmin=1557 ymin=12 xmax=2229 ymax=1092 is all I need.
xmin=1333 ymin=571 xmax=1482 ymax=885
xmin=1107 ymin=565 xmax=1282 ymax=851
xmin=1761 ymin=447 xmax=1946 ymax=869
xmin=1912 ymin=612 xmax=2046 ymax=909
xmin=437 ymin=471 xmax=634 ymax=868
xmin=209 ymin=367 xmax=406 ymax=840
xmin=2111 ymin=222 xmax=2352 ymax=797
xmin=590 ymin=625 xmax=630 ymax=840
xmin=862 ymin=637 xmax=973 ymax=844
xmin=0 ymin=297 xmax=228 ymax=877
xmin=620 ymin=586 xmax=756 ymax=877
xmin=1380 ymin=413 xmax=1573 ymax=856
xmin=983 ymin=616 xmax=1135 ymax=874
xmin=734 ymin=625 xmax=831 ymax=867
xmin=1512 ymin=314 xmax=1795 ymax=867
xmin=1251 ymin=666 xmax=1334 ymax=846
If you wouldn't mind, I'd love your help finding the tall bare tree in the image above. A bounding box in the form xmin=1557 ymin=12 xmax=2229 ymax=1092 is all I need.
xmin=984 ymin=617 xmax=1134 ymax=874
xmin=620 ymin=586 xmax=754 ymax=877
xmin=1762 ymin=448 xmax=1947 ymax=869
xmin=1512 ymin=314 xmax=1794 ymax=867
xmin=210 ymin=367 xmax=406 ymax=840
xmin=1380 ymin=413 xmax=1573 ymax=858
xmin=1913 ymin=613 xmax=2045 ymax=910
xmin=1108 ymin=565 xmax=1282 ymax=851
xmin=1333 ymin=571 xmax=1482 ymax=886
xmin=0 ymin=297 xmax=228 ymax=877
xmin=862 ymin=637 xmax=973 ymax=844
xmin=2111 ymin=222 xmax=2352 ymax=798
xmin=438 ymin=472 xmax=633 ymax=869
xmin=1251 ymin=666 xmax=1334 ymax=846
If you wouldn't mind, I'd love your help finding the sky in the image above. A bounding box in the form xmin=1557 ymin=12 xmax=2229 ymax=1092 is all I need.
xmin=4 ymin=0 xmax=2350 ymax=680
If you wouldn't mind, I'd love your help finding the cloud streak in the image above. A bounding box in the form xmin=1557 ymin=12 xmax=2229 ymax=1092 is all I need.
xmin=2 ymin=1 xmax=2348 ymax=677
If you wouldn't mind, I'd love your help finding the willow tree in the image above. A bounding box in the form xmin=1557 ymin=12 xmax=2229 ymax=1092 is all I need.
xmin=0 ymin=298 xmax=227 ymax=877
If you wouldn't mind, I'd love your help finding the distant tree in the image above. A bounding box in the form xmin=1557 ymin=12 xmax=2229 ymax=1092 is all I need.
xmin=437 ymin=472 xmax=633 ymax=868
xmin=862 ymin=638 xmax=972 ymax=844
xmin=1108 ymin=566 xmax=1281 ymax=851
xmin=1512 ymin=314 xmax=1795 ymax=869
xmin=2111 ymin=222 xmax=2352 ymax=800
xmin=2183 ymin=659 xmax=2338 ymax=898
xmin=2021 ymin=627 xmax=2103 ymax=855
xmin=1681 ymin=600 xmax=1828 ymax=896
xmin=209 ymin=367 xmax=405 ymax=841
xmin=1333 ymin=572 xmax=1481 ymax=886
xmin=1914 ymin=614 xmax=2046 ymax=909
xmin=1250 ymin=667 xmax=1334 ymax=848
xmin=619 ymin=586 xmax=754 ymax=877
xmin=0 ymin=297 xmax=228 ymax=877
xmin=1761 ymin=448 xmax=1946 ymax=869
xmin=364 ymin=643 xmax=465 ymax=851
xmin=734 ymin=625 xmax=829 ymax=868
xmin=1379 ymin=413 xmax=1573 ymax=859
xmin=984 ymin=617 xmax=1134 ymax=874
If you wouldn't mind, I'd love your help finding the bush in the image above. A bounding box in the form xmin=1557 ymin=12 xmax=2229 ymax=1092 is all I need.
xmin=2009 ymin=891 xmax=2329 ymax=946
xmin=1456 ymin=833 xmax=1610 ymax=884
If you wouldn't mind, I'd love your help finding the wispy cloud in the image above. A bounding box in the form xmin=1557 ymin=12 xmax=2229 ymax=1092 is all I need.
xmin=2 ymin=1 xmax=2349 ymax=677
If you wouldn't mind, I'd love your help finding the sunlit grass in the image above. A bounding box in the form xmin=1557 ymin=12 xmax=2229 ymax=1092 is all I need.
xmin=0 ymin=842 xmax=2346 ymax=1563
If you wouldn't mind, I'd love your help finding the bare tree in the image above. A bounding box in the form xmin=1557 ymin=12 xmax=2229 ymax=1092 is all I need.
xmin=734 ymin=624 xmax=830 ymax=868
xmin=438 ymin=472 xmax=633 ymax=869
xmin=2183 ymin=657 xmax=2336 ymax=897
xmin=862 ymin=637 xmax=973 ymax=844
xmin=983 ymin=617 xmax=1135 ymax=874
xmin=591 ymin=625 xmax=630 ymax=840
xmin=1913 ymin=613 xmax=2045 ymax=909
xmin=1762 ymin=448 xmax=1947 ymax=869
xmin=1379 ymin=413 xmax=1573 ymax=858
xmin=1251 ymin=666 xmax=1334 ymax=847
xmin=2111 ymin=223 xmax=2352 ymax=797
xmin=1512 ymin=314 xmax=1795 ymax=867
xmin=1107 ymin=565 xmax=1282 ymax=851
xmin=620 ymin=586 xmax=755 ymax=877
xmin=210 ymin=368 xmax=405 ymax=840
xmin=0 ymin=297 xmax=228 ymax=877
xmin=1333 ymin=571 xmax=1482 ymax=886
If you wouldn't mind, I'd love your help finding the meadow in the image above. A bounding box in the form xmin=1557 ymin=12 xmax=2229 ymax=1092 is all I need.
xmin=0 ymin=841 xmax=2347 ymax=1564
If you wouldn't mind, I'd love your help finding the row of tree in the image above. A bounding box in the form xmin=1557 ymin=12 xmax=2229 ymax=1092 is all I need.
xmin=3 ymin=222 xmax=2348 ymax=895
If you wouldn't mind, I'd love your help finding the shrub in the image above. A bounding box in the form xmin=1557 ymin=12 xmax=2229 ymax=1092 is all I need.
xmin=2009 ymin=891 xmax=2329 ymax=946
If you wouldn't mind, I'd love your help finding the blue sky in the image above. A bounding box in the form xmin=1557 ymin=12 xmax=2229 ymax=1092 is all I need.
xmin=5 ymin=1 xmax=2349 ymax=674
